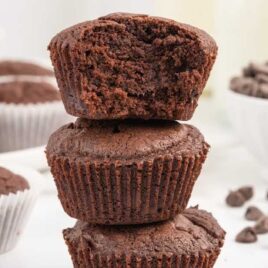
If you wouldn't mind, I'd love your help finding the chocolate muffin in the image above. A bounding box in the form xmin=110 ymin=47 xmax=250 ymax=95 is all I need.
xmin=63 ymin=207 xmax=225 ymax=268
xmin=46 ymin=118 xmax=209 ymax=224
xmin=0 ymin=80 xmax=60 ymax=104
xmin=0 ymin=60 xmax=54 ymax=76
xmin=49 ymin=12 xmax=217 ymax=121
xmin=0 ymin=166 xmax=29 ymax=195
xmin=0 ymin=79 xmax=68 ymax=152
xmin=0 ymin=166 xmax=37 ymax=254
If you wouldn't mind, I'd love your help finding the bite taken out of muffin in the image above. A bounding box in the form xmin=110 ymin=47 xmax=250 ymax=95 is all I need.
xmin=49 ymin=13 xmax=217 ymax=121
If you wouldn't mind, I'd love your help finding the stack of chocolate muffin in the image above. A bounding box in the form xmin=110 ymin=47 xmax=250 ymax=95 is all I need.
xmin=46 ymin=13 xmax=225 ymax=268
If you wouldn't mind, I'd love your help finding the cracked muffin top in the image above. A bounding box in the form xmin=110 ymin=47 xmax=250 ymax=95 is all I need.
xmin=47 ymin=118 xmax=209 ymax=162
xmin=63 ymin=207 xmax=225 ymax=256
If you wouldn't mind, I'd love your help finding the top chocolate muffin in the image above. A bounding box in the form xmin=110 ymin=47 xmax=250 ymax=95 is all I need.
xmin=49 ymin=13 xmax=217 ymax=120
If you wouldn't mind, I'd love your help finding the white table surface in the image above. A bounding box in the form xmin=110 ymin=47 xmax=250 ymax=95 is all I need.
xmin=0 ymin=101 xmax=268 ymax=268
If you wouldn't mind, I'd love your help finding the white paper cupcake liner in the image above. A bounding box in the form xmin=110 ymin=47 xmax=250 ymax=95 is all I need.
xmin=0 ymin=190 xmax=37 ymax=254
xmin=0 ymin=101 xmax=71 ymax=152
xmin=0 ymin=74 xmax=73 ymax=152
xmin=0 ymin=163 xmax=40 ymax=255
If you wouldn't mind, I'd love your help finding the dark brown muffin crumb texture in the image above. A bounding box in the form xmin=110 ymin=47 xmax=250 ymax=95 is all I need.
xmin=0 ymin=167 xmax=29 ymax=195
xmin=0 ymin=80 xmax=61 ymax=104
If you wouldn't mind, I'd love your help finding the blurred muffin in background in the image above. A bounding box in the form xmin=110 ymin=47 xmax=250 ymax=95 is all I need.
xmin=0 ymin=61 xmax=71 ymax=152
xmin=230 ymin=62 xmax=268 ymax=99
xmin=0 ymin=165 xmax=38 ymax=254
xmin=0 ymin=60 xmax=53 ymax=77
xmin=0 ymin=80 xmax=60 ymax=104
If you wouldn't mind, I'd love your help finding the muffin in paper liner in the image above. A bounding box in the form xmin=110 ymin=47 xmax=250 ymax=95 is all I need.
xmin=48 ymin=13 xmax=217 ymax=121
xmin=46 ymin=119 xmax=209 ymax=225
xmin=0 ymin=76 xmax=72 ymax=152
xmin=63 ymin=207 xmax=225 ymax=268
xmin=0 ymin=163 xmax=40 ymax=254
xmin=62 ymin=251 xmax=220 ymax=268
xmin=0 ymin=102 xmax=71 ymax=152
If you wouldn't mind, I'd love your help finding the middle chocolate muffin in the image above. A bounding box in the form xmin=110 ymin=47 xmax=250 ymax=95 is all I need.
xmin=46 ymin=118 xmax=209 ymax=225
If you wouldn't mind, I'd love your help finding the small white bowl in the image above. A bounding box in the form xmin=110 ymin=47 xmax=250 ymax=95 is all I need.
xmin=227 ymin=90 xmax=268 ymax=168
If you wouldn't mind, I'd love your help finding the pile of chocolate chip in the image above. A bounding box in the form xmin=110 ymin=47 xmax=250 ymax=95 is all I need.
xmin=226 ymin=186 xmax=268 ymax=243
xmin=230 ymin=62 xmax=268 ymax=99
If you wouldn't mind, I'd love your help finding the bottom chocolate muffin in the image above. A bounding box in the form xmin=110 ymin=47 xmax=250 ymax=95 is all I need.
xmin=63 ymin=207 xmax=225 ymax=268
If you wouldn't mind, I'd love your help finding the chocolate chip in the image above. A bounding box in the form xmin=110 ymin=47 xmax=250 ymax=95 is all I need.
xmin=230 ymin=77 xmax=257 ymax=95
xmin=238 ymin=186 xmax=254 ymax=201
xmin=251 ymin=62 xmax=268 ymax=76
xmin=231 ymin=62 xmax=268 ymax=99
xmin=256 ymin=73 xmax=268 ymax=83
xmin=243 ymin=65 xmax=255 ymax=77
xmin=236 ymin=227 xmax=257 ymax=243
xmin=244 ymin=62 xmax=268 ymax=77
xmin=254 ymin=217 xmax=268 ymax=234
xmin=226 ymin=191 xmax=246 ymax=207
xmin=259 ymin=84 xmax=268 ymax=98
xmin=245 ymin=206 xmax=264 ymax=221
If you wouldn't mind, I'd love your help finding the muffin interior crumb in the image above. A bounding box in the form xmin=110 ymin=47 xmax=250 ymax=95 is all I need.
xmin=78 ymin=17 xmax=205 ymax=112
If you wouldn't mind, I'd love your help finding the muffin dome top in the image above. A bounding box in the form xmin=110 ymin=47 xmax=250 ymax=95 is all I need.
xmin=0 ymin=60 xmax=53 ymax=76
xmin=0 ymin=167 xmax=30 ymax=195
xmin=64 ymin=207 xmax=225 ymax=256
xmin=0 ymin=80 xmax=61 ymax=104
xmin=47 ymin=118 xmax=208 ymax=162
